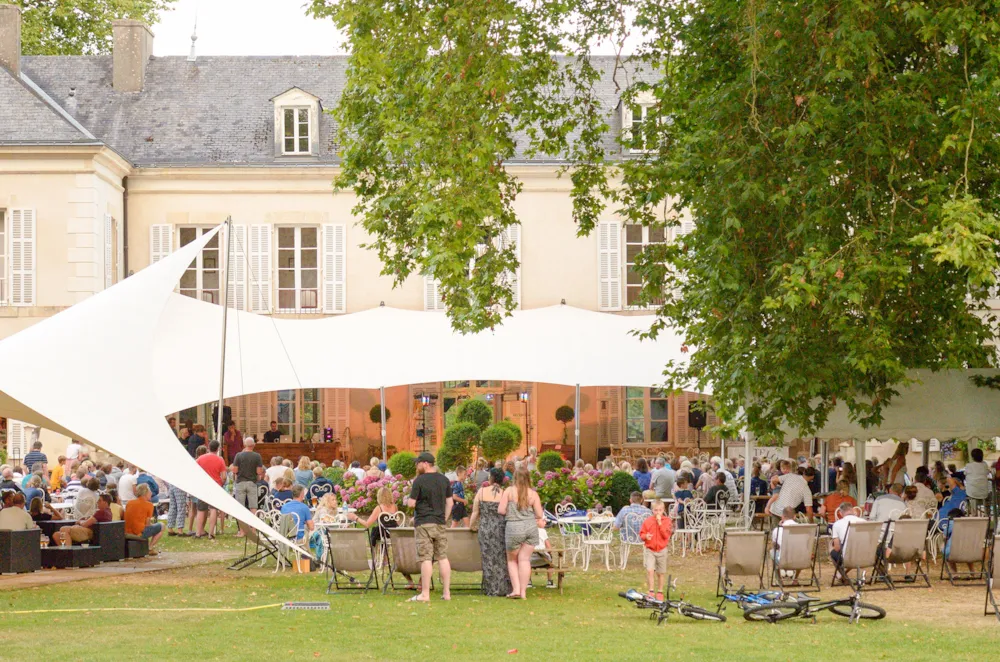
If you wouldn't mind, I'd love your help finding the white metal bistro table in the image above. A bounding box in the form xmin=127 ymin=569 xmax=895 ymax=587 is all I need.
xmin=557 ymin=516 xmax=616 ymax=570
xmin=50 ymin=501 xmax=76 ymax=511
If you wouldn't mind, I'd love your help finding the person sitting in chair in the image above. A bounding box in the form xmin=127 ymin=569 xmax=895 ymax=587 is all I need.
xmin=829 ymin=502 xmax=865 ymax=585
xmin=704 ymin=473 xmax=728 ymax=508
xmin=55 ymin=493 xmax=112 ymax=546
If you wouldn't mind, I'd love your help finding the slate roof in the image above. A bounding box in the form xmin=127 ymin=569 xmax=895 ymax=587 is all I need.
xmin=8 ymin=54 xmax=634 ymax=167
xmin=0 ymin=67 xmax=95 ymax=144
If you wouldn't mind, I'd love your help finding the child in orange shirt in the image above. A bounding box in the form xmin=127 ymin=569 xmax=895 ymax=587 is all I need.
xmin=639 ymin=499 xmax=673 ymax=601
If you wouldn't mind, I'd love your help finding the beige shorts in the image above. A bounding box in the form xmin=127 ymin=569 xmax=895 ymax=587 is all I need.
xmin=415 ymin=523 xmax=448 ymax=562
xmin=643 ymin=547 xmax=668 ymax=574
xmin=66 ymin=525 xmax=94 ymax=543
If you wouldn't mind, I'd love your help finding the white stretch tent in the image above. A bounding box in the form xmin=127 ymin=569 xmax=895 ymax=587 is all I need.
xmin=0 ymin=224 xmax=697 ymax=547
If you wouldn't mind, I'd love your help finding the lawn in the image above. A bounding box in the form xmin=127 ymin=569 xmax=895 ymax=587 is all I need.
xmin=0 ymin=527 xmax=995 ymax=661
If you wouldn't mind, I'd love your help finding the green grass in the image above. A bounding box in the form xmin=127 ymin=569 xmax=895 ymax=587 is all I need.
xmin=1 ymin=538 xmax=995 ymax=662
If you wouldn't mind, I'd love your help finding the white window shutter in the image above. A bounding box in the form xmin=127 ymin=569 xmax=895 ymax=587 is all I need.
xmin=225 ymin=396 xmax=244 ymax=432
xmin=103 ymin=213 xmax=113 ymax=289
xmin=424 ymin=276 xmax=446 ymax=311
xmin=323 ymin=388 xmax=349 ymax=442
xmin=116 ymin=218 xmax=125 ymax=282
xmin=7 ymin=419 xmax=24 ymax=460
xmin=249 ymin=225 xmax=272 ymax=313
xmin=621 ymin=103 xmax=633 ymax=152
xmin=497 ymin=224 xmax=521 ymax=308
xmin=227 ymin=224 xmax=247 ymax=311
xmin=323 ymin=224 xmax=346 ymax=314
xmin=598 ymin=221 xmax=621 ymax=311
xmin=10 ymin=209 xmax=36 ymax=306
xmin=149 ymin=224 xmax=172 ymax=264
xmin=243 ymin=392 xmax=273 ymax=440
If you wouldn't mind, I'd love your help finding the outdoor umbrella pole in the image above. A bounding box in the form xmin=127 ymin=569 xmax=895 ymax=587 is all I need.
xmin=743 ymin=432 xmax=753 ymax=529
xmin=215 ymin=216 xmax=232 ymax=453
xmin=379 ymin=386 xmax=387 ymax=460
xmin=574 ymin=384 xmax=580 ymax=462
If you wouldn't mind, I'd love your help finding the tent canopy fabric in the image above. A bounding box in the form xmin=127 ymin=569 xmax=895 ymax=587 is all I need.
xmin=0 ymin=222 xmax=695 ymax=547
xmin=779 ymin=369 xmax=1000 ymax=441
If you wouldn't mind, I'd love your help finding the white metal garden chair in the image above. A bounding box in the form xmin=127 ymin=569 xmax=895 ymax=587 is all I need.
xmin=618 ymin=512 xmax=646 ymax=570
xmin=580 ymin=519 xmax=616 ymax=571
xmin=555 ymin=503 xmax=583 ymax=566
xmin=671 ymin=500 xmax=703 ymax=557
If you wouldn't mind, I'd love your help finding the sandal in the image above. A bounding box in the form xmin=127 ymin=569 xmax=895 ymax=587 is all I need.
xmin=406 ymin=595 xmax=428 ymax=603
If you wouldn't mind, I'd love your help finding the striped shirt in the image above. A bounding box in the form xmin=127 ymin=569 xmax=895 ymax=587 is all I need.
xmin=768 ymin=473 xmax=813 ymax=517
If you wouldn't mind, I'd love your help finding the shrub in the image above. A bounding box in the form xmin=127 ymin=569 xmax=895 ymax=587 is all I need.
xmin=369 ymin=405 xmax=391 ymax=424
xmin=536 ymin=450 xmax=565 ymax=474
xmin=495 ymin=419 xmax=522 ymax=445
xmin=455 ymin=399 xmax=493 ymax=431
xmin=479 ymin=424 xmax=519 ymax=462
xmin=387 ymin=451 xmax=417 ymax=479
xmin=322 ymin=467 xmax=346 ymax=487
xmin=335 ymin=474 xmax=412 ymax=515
xmin=438 ymin=422 xmax=479 ymax=472
xmin=608 ymin=471 xmax=641 ymax=514
xmin=555 ymin=405 xmax=575 ymax=442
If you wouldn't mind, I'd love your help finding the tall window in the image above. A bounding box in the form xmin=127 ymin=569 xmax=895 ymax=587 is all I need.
xmin=277 ymin=226 xmax=319 ymax=312
xmin=0 ymin=210 xmax=6 ymax=304
xmin=625 ymin=224 xmax=665 ymax=307
xmin=178 ymin=227 xmax=220 ymax=304
xmin=628 ymin=104 xmax=655 ymax=152
xmin=625 ymin=387 xmax=669 ymax=443
xmin=277 ymin=388 xmax=321 ymax=441
xmin=283 ymin=108 xmax=310 ymax=154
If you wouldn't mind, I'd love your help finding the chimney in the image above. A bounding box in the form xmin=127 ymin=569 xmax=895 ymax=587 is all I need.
xmin=0 ymin=4 xmax=20 ymax=77
xmin=112 ymin=19 xmax=153 ymax=92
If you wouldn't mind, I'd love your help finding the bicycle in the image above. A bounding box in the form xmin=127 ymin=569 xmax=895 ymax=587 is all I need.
xmin=619 ymin=577 xmax=727 ymax=624
xmin=717 ymin=584 xmax=803 ymax=623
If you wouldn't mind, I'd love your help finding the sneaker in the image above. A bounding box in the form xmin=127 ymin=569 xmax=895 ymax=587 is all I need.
xmin=655 ymin=592 xmax=664 ymax=602
xmin=546 ymin=580 xmax=555 ymax=589
xmin=148 ymin=550 xmax=160 ymax=557
xmin=526 ymin=582 xmax=534 ymax=589
xmin=645 ymin=592 xmax=656 ymax=601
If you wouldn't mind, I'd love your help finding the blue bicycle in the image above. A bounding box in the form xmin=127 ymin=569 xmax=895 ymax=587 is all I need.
xmin=717 ymin=585 xmax=804 ymax=622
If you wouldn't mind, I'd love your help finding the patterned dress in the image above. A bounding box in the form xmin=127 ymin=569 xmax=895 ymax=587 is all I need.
xmin=477 ymin=499 xmax=513 ymax=596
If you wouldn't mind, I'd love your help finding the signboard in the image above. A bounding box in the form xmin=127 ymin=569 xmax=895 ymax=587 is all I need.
xmin=727 ymin=444 xmax=789 ymax=462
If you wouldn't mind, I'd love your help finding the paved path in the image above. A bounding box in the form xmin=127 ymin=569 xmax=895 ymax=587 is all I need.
xmin=0 ymin=552 xmax=232 ymax=590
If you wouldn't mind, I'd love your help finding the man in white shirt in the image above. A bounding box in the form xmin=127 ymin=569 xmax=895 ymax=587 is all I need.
xmin=766 ymin=460 xmax=814 ymax=523
xmin=830 ymin=502 xmax=866 ymax=583
xmin=963 ymin=448 xmax=991 ymax=513
xmin=65 ymin=440 xmax=83 ymax=461
xmin=770 ymin=507 xmax=797 ymax=569
xmin=869 ymin=483 xmax=906 ymax=522
xmin=650 ymin=457 xmax=676 ymax=499
xmin=118 ymin=468 xmax=138 ymax=505
xmin=0 ymin=493 xmax=36 ymax=530
xmin=348 ymin=461 xmax=366 ymax=482
xmin=265 ymin=457 xmax=287 ymax=489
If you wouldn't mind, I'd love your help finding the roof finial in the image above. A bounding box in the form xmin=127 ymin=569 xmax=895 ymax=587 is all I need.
xmin=187 ymin=14 xmax=198 ymax=62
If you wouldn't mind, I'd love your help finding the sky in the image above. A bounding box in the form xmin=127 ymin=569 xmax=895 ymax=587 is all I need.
xmin=152 ymin=0 xmax=347 ymax=56
xmin=151 ymin=0 xmax=632 ymax=57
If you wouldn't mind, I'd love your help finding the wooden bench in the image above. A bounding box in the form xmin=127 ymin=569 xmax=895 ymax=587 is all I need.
xmin=537 ymin=546 xmax=572 ymax=594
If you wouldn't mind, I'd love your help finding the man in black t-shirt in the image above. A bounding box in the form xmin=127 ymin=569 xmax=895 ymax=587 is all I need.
xmin=262 ymin=421 xmax=282 ymax=444
xmin=406 ymin=452 xmax=453 ymax=602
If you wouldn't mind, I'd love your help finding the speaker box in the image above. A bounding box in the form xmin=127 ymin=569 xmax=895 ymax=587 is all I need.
xmin=688 ymin=402 xmax=707 ymax=429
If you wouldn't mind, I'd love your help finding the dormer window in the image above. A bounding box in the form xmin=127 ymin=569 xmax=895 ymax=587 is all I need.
xmin=271 ymin=87 xmax=322 ymax=157
xmin=621 ymin=90 xmax=657 ymax=154
xmin=283 ymin=108 xmax=311 ymax=154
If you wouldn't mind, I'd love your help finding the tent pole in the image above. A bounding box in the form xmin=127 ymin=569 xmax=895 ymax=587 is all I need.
xmin=921 ymin=438 xmax=930 ymax=469
xmin=856 ymin=438 xmax=866 ymax=506
xmin=379 ymin=386 xmax=387 ymax=460
xmin=820 ymin=439 xmax=829 ymax=493
xmin=743 ymin=432 xmax=753 ymax=529
xmin=574 ymin=384 xmax=581 ymax=462
xmin=215 ymin=217 xmax=232 ymax=456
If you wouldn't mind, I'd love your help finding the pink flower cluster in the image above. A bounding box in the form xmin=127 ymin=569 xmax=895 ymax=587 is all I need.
xmin=334 ymin=473 xmax=412 ymax=514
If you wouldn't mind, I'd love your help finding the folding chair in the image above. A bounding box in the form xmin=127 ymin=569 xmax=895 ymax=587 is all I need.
xmin=769 ymin=523 xmax=820 ymax=591
xmin=444 ymin=528 xmax=484 ymax=591
xmin=273 ymin=513 xmax=303 ymax=573
xmin=940 ymin=517 xmax=989 ymax=585
xmin=833 ymin=520 xmax=883 ymax=591
xmin=383 ymin=527 xmax=424 ymax=593
xmin=986 ymin=535 xmax=999 ymax=622
xmin=228 ymin=520 xmax=279 ymax=570
xmin=877 ymin=518 xmax=931 ymax=588
xmin=326 ymin=528 xmax=378 ymax=593
xmin=716 ymin=530 xmax=766 ymax=596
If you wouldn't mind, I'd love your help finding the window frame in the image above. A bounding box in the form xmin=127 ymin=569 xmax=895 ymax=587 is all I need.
xmin=281 ymin=106 xmax=312 ymax=155
xmin=624 ymin=224 xmax=666 ymax=309
xmin=276 ymin=388 xmax=322 ymax=441
xmin=625 ymin=387 xmax=669 ymax=444
xmin=276 ymin=225 xmax=320 ymax=313
xmin=177 ymin=226 xmax=222 ymax=304
xmin=625 ymin=102 xmax=657 ymax=154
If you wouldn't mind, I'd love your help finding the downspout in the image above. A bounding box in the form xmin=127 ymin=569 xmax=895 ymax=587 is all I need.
xmin=122 ymin=175 xmax=129 ymax=276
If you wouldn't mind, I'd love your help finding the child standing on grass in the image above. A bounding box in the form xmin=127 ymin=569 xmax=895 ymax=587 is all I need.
xmin=450 ymin=466 xmax=469 ymax=528
xmin=639 ymin=499 xmax=672 ymax=601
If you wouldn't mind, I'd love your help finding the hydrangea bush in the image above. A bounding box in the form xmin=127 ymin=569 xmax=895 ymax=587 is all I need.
xmin=334 ymin=473 xmax=412 ymax=515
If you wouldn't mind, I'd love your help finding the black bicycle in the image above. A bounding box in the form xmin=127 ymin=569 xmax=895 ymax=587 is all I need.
xmin=620 ymin=580 xmax=727 ymax=624
xmin=717 ymin=576 xmax=885 ymax=624
xmin=717 ymin=585 xmax=804 ymax=623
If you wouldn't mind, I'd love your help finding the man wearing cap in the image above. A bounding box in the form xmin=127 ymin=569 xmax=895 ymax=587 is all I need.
xmin=405 ymin=452 xmax=453 ymax=602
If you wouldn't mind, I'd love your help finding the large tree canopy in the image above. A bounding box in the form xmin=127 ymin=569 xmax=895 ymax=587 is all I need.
xmin=311 ymin=0 xmax=1000 ymax=438
xmin=19 ymin=0 xmax=175 ymax=55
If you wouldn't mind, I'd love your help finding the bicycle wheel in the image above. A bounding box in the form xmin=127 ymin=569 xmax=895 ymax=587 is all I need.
xmin=743 ymin=602 xmax=802 ymax=623
xmin=678 ymin=604 xmax=727 ymax=622
xmin=829 ymin=601 xmax=886 ymax=621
